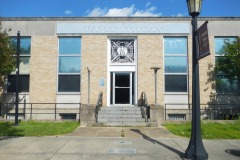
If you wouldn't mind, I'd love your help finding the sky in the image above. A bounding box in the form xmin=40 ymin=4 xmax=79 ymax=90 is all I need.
xmin=0 ymin=0 xmax=240 ymax=17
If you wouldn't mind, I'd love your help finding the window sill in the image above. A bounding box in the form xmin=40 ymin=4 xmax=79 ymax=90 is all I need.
xmin=164 ymin=92 xmax=188 ymax=95
xmin=109 ymin=63 xmax=136 ymax=66
xmin=216 ymin=93 xmax=240 ymax=95
xmin=57 ymin=92 xmax=81 ymax=95
xmin=5 ymin=92 xmax=29 ymax=95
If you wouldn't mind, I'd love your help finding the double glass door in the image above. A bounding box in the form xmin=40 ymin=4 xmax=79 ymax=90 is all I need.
xmin=110 ymin=72 xmax=134 ymax=105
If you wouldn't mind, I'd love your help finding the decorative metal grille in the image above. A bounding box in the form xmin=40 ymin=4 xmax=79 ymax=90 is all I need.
xmin=111 ymin=40 xmax=134 ymax=63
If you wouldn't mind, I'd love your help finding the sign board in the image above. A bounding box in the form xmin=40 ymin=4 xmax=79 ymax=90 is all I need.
xmin=197 ymin=21 xmax=210 ymax=60
xmin=99 ymin=78 xmax=104 ymax=87
xmin=57 ymin=22 xmax=190 ymax=34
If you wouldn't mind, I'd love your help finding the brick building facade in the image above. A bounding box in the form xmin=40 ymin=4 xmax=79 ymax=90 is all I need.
xmin=1 ymin=17 xmax=240 ymax=124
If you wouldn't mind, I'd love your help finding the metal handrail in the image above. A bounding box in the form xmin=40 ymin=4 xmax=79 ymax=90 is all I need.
xmin=95 ymin=92 xmax=103 ymax=122
xmin=140 ymin=91 xmax=150 ymax=122
xmin=0 ymin=102 xmax=82 ymax=122
xmin=164 ymin=103 xmax=240 ymax=120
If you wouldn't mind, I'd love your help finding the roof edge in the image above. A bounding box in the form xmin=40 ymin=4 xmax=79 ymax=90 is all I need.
xmin=1 ymin=16 xmax=240 ymax=21
xmin=0 ymin=17 xmax=240 ymax=21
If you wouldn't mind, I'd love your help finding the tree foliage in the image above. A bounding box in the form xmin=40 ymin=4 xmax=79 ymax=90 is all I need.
xmin=215 ymin=37 xmax=240 ymax=91
xmin=0 ymin=21 xmax=15 ymax=77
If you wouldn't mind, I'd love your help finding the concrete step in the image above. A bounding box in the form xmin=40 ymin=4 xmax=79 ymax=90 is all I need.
xmin=101 ymin=122 xmax=148 ymax=127
xmin=88 ymin=122 xmax=157 ymax=127
xmin=99 ymin=110 xmax=142 ymax=115
xmin=97 ymin=106 xmax=146 ymax=127
xmin=98 ymin=114 xmax=142 ymax=118
xmin=98 ymin=117 xmax=145 ymax=123
xmin=100 ymin=107 xmax=142 ymax=111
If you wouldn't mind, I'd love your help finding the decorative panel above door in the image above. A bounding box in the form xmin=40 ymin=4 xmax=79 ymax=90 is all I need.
xmin=111 ymin=40 xmax=134 ymax=63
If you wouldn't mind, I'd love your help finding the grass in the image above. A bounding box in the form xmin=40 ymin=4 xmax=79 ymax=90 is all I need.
xmin=165 ymin=120 xmax=240 ymax=139
xmin=0 ymin=121 xmax=80 ymax=136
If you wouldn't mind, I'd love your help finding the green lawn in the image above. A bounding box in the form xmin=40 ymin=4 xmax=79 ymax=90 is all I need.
xmin=165 ymin=120 xmax=240 ymax=139
xmin=0 ymin=121 xmax=80 ymax=136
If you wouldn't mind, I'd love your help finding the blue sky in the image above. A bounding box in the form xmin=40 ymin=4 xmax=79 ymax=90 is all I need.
xmin=0 ymin=0 xmax=240 ymax=17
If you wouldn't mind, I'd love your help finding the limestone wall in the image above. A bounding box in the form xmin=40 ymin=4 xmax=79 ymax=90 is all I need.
xmin=138 ymin=35 xmax=164 ymax=106
xmin=29 ymin=36 xmax=58 ymax=103
xmin=81 ymin=35 xmax=108 ymax=106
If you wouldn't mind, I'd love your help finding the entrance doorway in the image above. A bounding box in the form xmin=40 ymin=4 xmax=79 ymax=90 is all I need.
xmin=110 ymin=72 xmax=135 ymax=105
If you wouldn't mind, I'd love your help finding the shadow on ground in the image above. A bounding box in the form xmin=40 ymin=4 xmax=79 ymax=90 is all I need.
xmin=131 ymin=129 xmax=185 ymax=159
xmin=225 ymin=149 xmax=240 ymax=157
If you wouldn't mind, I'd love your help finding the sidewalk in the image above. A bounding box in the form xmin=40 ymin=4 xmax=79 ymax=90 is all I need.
xmin=0 ymin=126 xmax=239 ymax=160
xmin=65 ymin=126 xmax=180 ymax=138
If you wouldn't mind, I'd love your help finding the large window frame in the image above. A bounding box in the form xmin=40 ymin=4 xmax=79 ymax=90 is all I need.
xmin=214 ymin=37 xmax=238 ymax=94
xmin=7 ymin=37 xmax=31 ymax=93
xmin=58 ymin=37 xmax=81 ymax=93
xmin=164 ymin=37 xmax=188 ymax=93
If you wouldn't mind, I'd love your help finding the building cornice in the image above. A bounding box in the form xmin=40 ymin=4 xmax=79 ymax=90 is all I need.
xmin=1 ymin=16 xmax=240 ymax=21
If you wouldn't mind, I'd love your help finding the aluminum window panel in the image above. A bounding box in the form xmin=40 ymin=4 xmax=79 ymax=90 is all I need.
xmin=10 ymin=37 xmax=31 ymax=55
xmin=216 ymin=75 xmax=238 ymax=94
xmin=59 ymin=56 xmax=81 ymax=73
xmin=165 ymin=56 xmax=187 ymax=73
xmin=165 ymin=75 xmax=187 ymax=92
xmin=214 ymin=37 xmax=236 ymax=55
xmin=164 ymin=37 xmax=187 ymax=55
xmin=59 ymin=37 xmax=81 ymax=55
xmin=7 ymin=75 xmax=30 ymax=92
xmin=58 ymin=75 xmax=81 ymax=92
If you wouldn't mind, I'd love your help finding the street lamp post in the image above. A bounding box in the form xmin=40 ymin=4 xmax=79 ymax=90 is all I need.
xmin=185 ymin=0 xmax=208 ymax=159
xmin=15 ymin=31 xmax=20 ymax=126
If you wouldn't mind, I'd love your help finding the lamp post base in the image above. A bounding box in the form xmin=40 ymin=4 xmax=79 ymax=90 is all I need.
xmin=185 ymin=139 xmax=208 ymax=160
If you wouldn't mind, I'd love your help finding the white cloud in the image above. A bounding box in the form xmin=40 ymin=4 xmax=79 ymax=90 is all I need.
xmin=146 ymin=2 xmax=151 ymax=8
xmin=133 ymin=7 xmax=161 ymax=17
xmin=64 ymin=10 xmax=73 ymax=15
xmin=86 ymin=7 xmax=107 ymax=16
xmin=86 ymin=3 xmax=162 ymax=17
xmin=177 ymin=13 xmax=184 ymax=17
xmin=105 ymin=5 xmax=134 ymax=16
xmin=176 ymin=13 xmax=187 ymax=17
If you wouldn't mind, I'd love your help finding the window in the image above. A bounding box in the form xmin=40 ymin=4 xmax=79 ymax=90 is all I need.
xmin=214 ymin=37 xmax=237 ymax=94
xmin=7 ymin=75 xmax=29 ymax=92
xmin=164 ymin=37 xmax=188 ymax=92
xmin=7 ymin=37 xmax=31 ymax=92
xmin=165 ymin=75 xmax=187 ymax=92
xmin=168 ymin=114 xmax=186 ymax=120
xmin=58 ymin=37 xmax=81 ymax=92
xmin=60 ymin=113 xmax=76 ymax=119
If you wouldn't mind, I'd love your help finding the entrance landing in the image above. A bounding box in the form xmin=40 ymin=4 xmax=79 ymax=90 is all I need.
xmin=65 ymin=127 xmax=179 ymax=138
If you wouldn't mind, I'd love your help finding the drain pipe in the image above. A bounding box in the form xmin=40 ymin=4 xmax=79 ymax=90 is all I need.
xmin=151 ymin=67 xmax=161 ymax=105
xmin=85 ymin=67 xmax=91 ymax=105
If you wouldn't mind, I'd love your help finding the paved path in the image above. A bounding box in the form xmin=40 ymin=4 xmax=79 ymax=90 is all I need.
xmin=0 ymin=126 xmax=240 ymax=160
xmin=65 ymin=126 xmax=180 ymax=138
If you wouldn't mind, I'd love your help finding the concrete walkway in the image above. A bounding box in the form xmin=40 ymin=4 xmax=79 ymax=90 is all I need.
xmin=0 ymin=126 xmax=240 ymax=160
xmin=65 ymin=126 xmax=179 ymax=138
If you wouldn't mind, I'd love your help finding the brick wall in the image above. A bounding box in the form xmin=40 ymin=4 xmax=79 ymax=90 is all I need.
xmin=138 ymin=35 xmax=164 ymax=106
xmin=81 ymin=35 xmax=107 ymax=106
xmin=29 ymin=36 xmax=58 ymax=104
xmin=198 ymin=36 xmax=215 ymax=104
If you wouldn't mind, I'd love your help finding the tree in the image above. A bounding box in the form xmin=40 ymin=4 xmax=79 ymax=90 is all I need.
xmin=0 ymin=21 xmax=16 ymax=77
xmin=0 ymin=21 xmax=16 ymax=117
xmin=215 ymin=37 xmax=240 ymax=93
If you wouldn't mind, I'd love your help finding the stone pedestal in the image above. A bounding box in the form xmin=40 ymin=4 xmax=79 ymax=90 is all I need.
xmin=80 ymin=104 xmax=95 ymax=126
xmin=150 ymin=104 xmax=164 ymax=126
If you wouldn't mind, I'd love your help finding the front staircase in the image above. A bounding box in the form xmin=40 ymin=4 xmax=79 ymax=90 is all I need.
xmin=97 ymin=106 xmax=148 ymax=127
